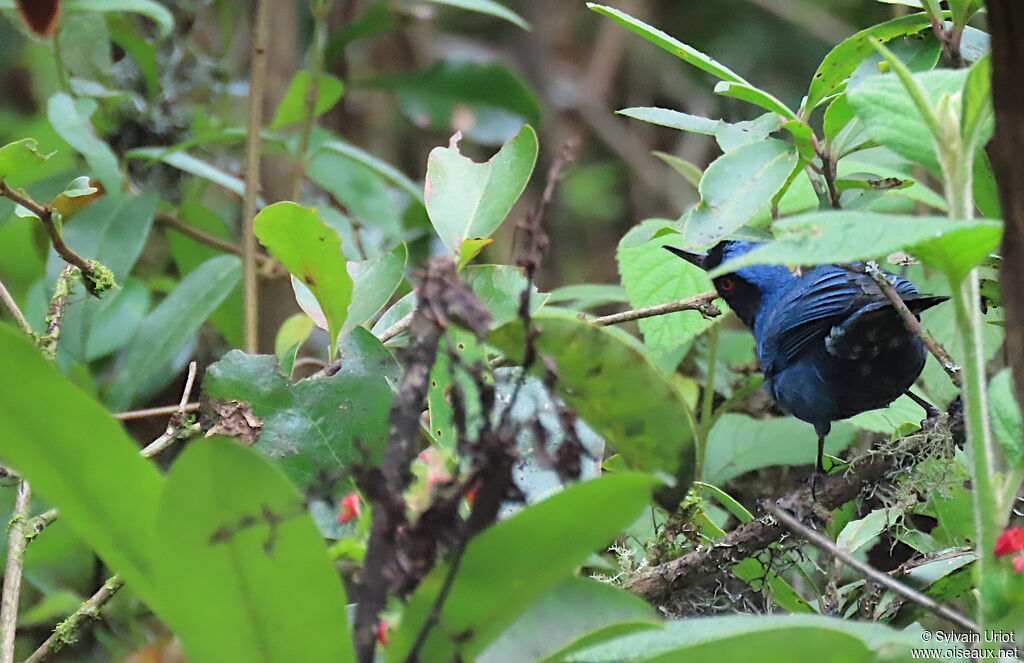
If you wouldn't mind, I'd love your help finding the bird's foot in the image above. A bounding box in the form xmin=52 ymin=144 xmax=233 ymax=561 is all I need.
xmin=809 ymin=469 xmax=825 ymax=501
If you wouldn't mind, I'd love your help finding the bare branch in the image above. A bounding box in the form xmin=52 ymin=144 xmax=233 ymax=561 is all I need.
xmin=140 ymin=362 xmax=200 ymax=458
xmin=0 ymin=481 xmax=31 ymax=663
xmin=0 ymin=278 xmax=32 ymax=338
xmin=22 ymin=576 xmax=124 ymax=663
xmin=113 ymin=402 xmax=200 ymax=421
xmin=155 ymin=212 xmax=279 ymax=273
xmin=763 ymin=500 xmax=979 ymax=634
xmin=590 ymin=291 xmax=721 ymax=326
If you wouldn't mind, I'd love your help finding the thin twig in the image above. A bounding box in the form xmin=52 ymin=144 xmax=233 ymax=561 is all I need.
xmin=113 ymin=402 xmax=200 ymax=421
xmin=763 ymin=501 xmax=979 ymax=634
xmin=403 ymin=535 xmax=469 ymax=663
xmin=590 ymin=291 xmax=720 ymax=326
xmin=25 ymin=509 xmax=59 ymax=539
xmin=291 ymin=5 xmax=330 ymax=201
xmin=0 ymin=182 xmax=108 ymax=296
xmin=0 ymin=278 xmax=32 ymax=338
xmin=0 ymin=481 xmax=31 ymax=663
xmin=377 ymin=311 xmax=413 ymax=343
xmin=856 ymin=263 xmax=961 ymax=386
xmin=22 ymin=575 xmax=124 ymax=663
xmin=39 ymin=266 xmax=76 ymax=360
xmin=140 ymin=362 xmax=198 ymax=458
xmin=155 ymin=212 xmax=278 ymax=271
xmin=243 ymin=0 xmax=271 ymax=353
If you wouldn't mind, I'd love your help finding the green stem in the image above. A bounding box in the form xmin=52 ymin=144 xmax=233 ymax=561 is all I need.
xmin=949 ymin=274 xmax=1000 ymax=610
xmin=291 ymin=7 xmax=330 ymax=202
xmin=696 ymin=324 xmax=720 ymax=480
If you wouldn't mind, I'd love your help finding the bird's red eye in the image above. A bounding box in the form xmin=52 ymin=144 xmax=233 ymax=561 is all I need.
xmin=719 ymin=278 xmax=735 ymax=291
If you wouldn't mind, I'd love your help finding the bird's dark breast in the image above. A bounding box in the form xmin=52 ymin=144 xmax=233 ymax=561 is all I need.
xmin=765 ymin=329 xmax=927 ymax=429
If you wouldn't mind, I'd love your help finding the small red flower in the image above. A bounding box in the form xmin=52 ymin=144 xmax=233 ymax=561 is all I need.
xmin=994 ymin=526 xmax=1024 ymax=557
xmin=336 ymin=492 xmax=362 ymax=524
xmin=377 ymin=620 xmax=389 ymax=645
xmin=1014 ymin=556 xmax=1023 ymax=575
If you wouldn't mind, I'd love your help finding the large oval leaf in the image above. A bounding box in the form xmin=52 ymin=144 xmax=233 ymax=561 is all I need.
xmin=386 ymin=472 xmax=659 ymax=663
xmin=254 ymin=202 xmax=353 ymax=357
xmin=106 ymin=254 xmax=241 ymax=409
xmin=425 ymin=125 xmax=537 ymax=257
xmin=153 ymin=439 xmax=355 ymax=663
xmin=490 ymin=310 xmax=696 ymax=493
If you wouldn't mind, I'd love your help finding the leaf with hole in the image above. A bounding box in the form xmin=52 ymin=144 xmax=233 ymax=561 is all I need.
xmin=425 ymin=126 xmax=537 ymax=257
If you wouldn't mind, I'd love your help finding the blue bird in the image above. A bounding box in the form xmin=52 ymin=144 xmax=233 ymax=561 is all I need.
xmin=664 ymin=241 xmax=948 ymax=481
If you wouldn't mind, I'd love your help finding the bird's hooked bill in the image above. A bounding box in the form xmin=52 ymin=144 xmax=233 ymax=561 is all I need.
xmin=663 ymin=245 xmax=708 ymax=270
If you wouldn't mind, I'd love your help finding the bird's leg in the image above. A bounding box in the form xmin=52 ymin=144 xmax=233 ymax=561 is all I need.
xmin=904 ymin=389 xmax=941 ymax=419
xmin=810 ymin=432 xmax=826 ymax=500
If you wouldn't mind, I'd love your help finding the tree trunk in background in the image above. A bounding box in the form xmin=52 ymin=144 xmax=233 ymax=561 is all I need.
xmin=985 ymin=1 xmax=1024 ymax=419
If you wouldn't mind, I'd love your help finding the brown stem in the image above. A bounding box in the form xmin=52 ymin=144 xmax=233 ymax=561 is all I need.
xmin=0 ymin=182 xmax=106 ymax=296
xmin=590 ymin=291 xmax=721 ymax=326
xmin=22 ymin=576 xmax=124 ymax=663
xmin=155 ymin=212 xmax=279 ymax=271
xmin=0 ymin=278 xmax=32 ymax=338
xmin=113 ymin=402 xmax=200 ymax=421
xmin=763 ymin=501 xmax=979 ymax=633
xmin=0 ymin=481 xmax=31 ymax=663
xmin=243 ymin=0 xmax=271 ymax=353
xmin=140 ymin=361 xmax=199 ymax=458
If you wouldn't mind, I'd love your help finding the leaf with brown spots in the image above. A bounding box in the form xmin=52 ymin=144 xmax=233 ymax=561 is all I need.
xmin=254 ymin=202 xmax=353 ymax=358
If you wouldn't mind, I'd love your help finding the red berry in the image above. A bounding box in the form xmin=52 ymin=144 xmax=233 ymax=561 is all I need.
xmin=336 ymin=492 xmax=362 ymax=524
xmin=994 ymin=526 xmax=1024 ymax=557
xmin=377 ymin=621 xmax=388 ymax=645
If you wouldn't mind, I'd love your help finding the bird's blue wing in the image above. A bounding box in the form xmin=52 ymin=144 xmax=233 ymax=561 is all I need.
xmin=756 ymin=265 xmax=916 ymax=376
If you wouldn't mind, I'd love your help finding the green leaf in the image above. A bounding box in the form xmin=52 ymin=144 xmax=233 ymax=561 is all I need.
xmin=458 ymin=237 xmax=493 ymax=269
xmin=652 ymin=152 xmax=701 ymax=189
xmin=0 ymin=324 xmax=163 ymax=601
xmin=204 ymin=329 xmax=398 ymax=490
xmin=315 ymin=138 xmax=425 ymax=205
xmin=683 ymin=138 xmax=797 ymax=247
xmin=367 ymin=61 xmax=541 ymax=145
xmin=47 ymin=93 xmax=122 ymax=192
xmin=425 ymin=125 xmax=538 ymax=256
xmin=274 ymin=314 xmax=315 ymax=378
xmin=962 ymin=55 xmax=993 ymax=150
xmin=153 ymin=440 xmax=355 ymax=663
xmin=845 ymin=394 xmax=926 ymax=433
xmin=617 ymin=107 xmax=720 ymax=134
xmin=617 ymin=220 xmax=717 ymax=350
xmin=478 ymin=577 xmax=659 ymax=663
xmin=703 ymin=414 xmax=855 ymax=484
xmin=847 ymin=68 xmax=968 ymax=174
xmin=106 ymin=255 xmax=241 ymax=410
xmin=490 ymin=310 xmax=696 ymax=494
xmin=587 ymin=4 xmax=747 ymax=84
xmin=566 ymin=614 xmax=921 ymax=662
xmin=423 ymin=0 xmax=529 ymax=30
xmin=0 ymin=138 xmax=52 ymax=180
xmin=166 ymin=203 xmax=243 ymax=347
xmin=836 ymin=508 xmax=903 ymax=554
xmin=46 ymin=194 xmax=158 ymax=362
xmin=386 ymin=472 xmax=659 ymax=663
xmin=462 ymin=264 xmax=548 ymax=328
xmin=341 ymin=243 xmax=407 ymax=337
xmin=65 ymin=0 xmax=174 ymax=38
xmin=802 ymin=12 xmax=934 ymax=115
xmin=128 ymin=147 xmax=246 ymax=197
xmin=710 ymin=211 xmax=1002 ymax=283
xmin=547 ymin=284 xmax=629 ymax=310
xmin=255 ymin=202 xmax=353 ymax=357
xmin=108 ymin=13 xmax=160 ymax=97
xmin=271 ymin=71 xmax=345 ymax=129
xmin=713 ymin=81 xmax=797 ymax=120
xmin=989 ymin=369 xmax=1023 ymax=469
